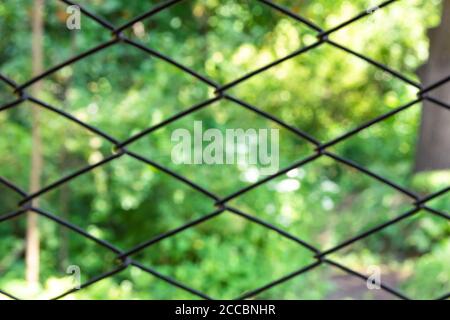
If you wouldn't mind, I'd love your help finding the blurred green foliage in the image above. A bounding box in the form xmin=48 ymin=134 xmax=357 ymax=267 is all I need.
xmin=0 ymin=0 xmax=448 ymax=299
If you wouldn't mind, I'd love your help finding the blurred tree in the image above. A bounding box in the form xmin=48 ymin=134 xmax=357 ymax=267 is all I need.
xmin=26 ymin=0 xmax=44 ymax=287
xmin=416 ymin=0 xmax=450 ymax=172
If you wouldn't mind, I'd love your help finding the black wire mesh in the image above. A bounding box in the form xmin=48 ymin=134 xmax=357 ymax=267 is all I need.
xmin=0 ymin=0 xmax=449 ymax=300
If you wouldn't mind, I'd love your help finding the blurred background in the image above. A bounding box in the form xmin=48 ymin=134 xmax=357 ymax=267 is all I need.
xmin=0 ymin=0 xmax=449 ymax=299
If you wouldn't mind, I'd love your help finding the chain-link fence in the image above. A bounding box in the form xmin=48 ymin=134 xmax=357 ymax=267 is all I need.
xmin=0 ymin=0 xmax=449 ymax=300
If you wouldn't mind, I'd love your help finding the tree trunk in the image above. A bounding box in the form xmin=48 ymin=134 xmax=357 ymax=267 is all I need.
xmin=26 ymin=0 xmax=44 ymax=287
xmin=415 ymin=0 xmax=450 ymax=172
xmin=58 ymin=29 xmax=77 ymax=272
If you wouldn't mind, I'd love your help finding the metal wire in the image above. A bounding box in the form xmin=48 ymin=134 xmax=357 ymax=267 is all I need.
xmin=0 ymin=0 xmax=449 ymax=300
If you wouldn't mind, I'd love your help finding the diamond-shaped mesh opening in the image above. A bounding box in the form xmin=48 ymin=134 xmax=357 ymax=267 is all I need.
xmin=330 ymin=104 xmax=449 ymax=194
xmin=0 ymin=0 xmax=111 ymax=83
xmin=39 ymin=44 xmax=211 ymax=141
xmin=130 ymin=212 xmax=316 ymax=299
xmin=328 ymin=0 xmax=441 ymax=81
xmin=128 ymin=98 xmax=312 ymax=195
xmin=229 ymin=43 xmax=417 ymax=141
xmin=38 ymin=155 xmax=216 ymax=249
xmin=125 ymin=0 xmax=318 ymax=83
xmin=0 ymin=102 xmax=114 ymax=190
xmin=229 ymin=156 xmax=413 ymax=250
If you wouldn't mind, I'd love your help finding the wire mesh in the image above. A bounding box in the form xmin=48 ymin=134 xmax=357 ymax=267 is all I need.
xmin=0 ymin=0 xmax=449 ymax=300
